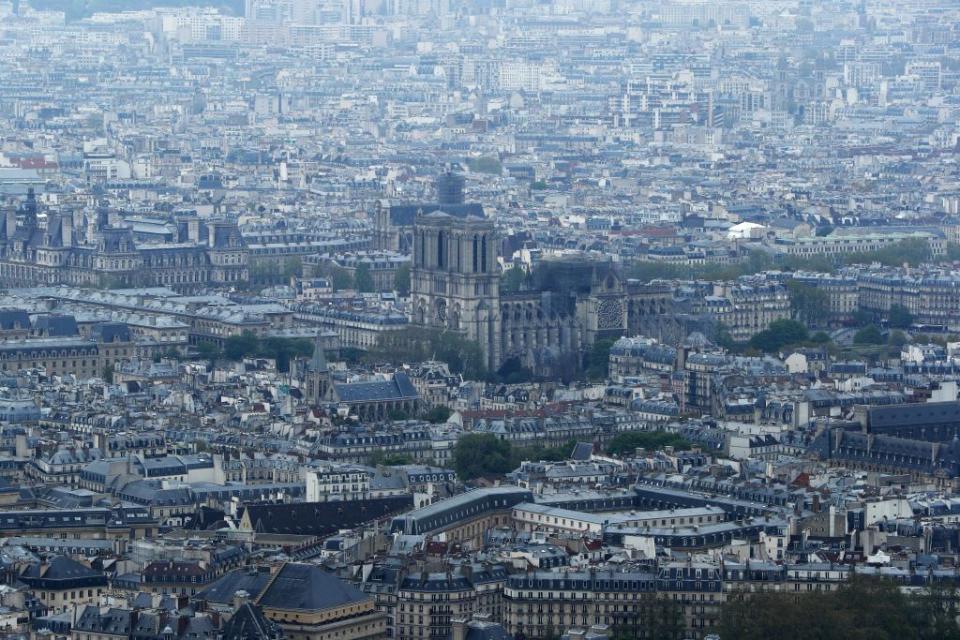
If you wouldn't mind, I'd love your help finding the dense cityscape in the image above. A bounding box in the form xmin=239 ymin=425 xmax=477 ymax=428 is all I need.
xmin=0 ymin=0 xmax=960 ymax=638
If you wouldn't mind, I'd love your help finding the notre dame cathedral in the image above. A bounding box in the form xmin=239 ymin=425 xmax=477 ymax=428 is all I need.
xmin=378 ymin=173 xmax=673 ymax=376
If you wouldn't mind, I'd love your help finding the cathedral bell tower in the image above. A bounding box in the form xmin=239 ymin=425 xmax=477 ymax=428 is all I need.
xmin=410 ymin=211 xmax=500 ymax=372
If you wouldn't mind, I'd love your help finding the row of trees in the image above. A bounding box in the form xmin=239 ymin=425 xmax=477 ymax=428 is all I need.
xmin=734 ymin=317 xmax=915 ymax=358
xmin=194 ymin=332 xmax=315 ymax=372
xmin=451 ymin=434 xmax=578 ymax=480
xmin=626 ymin=238 xmax=934 ymax=284
xmin=719 ymin=577 xmax=960 ymax=640
xmin=310 ymin=262 xmax=411 ymax=294
xmin=370 ymin=327 xmax=488 ymax=380
xmin=451 ymin=430 xmax=693 ymax=479
xmin=788 ymin=279 xmax=915 ymax=331
xmin=598 ymin=578 xmax=960 ymax=640
xmin=604 ymin=431 xmax=691 ymax=456
xmin=248 ymin=257 xmax=302 ymax=286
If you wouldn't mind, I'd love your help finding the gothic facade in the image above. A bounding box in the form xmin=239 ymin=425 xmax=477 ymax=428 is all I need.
xmin=0 ymin=190 xmax=248 ymax=291
xmin=409 ymin=209 xmax=672 ymax=375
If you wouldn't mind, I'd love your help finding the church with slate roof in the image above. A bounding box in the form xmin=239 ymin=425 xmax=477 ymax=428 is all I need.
xmin=398 ymin=178 xmax=672 ymax=375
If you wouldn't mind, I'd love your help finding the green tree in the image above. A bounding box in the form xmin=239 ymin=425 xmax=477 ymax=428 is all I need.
xmin=888 ymin=304 xmax=914 ymax=329
xmin=466 ymin=155 xmax=502 ymax=175
xmin=715 ymin=323 xmax=739 ymax=351
xmin=394 ymin=263 xmax=411 ymax=296
xmin=888 ymin=329 xmax=908 ymax=348
xmin=947 ymin=242 xmax=960 ymax=261
xmin=586 ymin=338 xmax=617 ymax=380
xmin=452 ymin=433 xmax=515 ymax=479
xmin=369 ymin=450 xmax=413 ymax=466
xmin=249 ymin=259 xmax=281 ymax=285
xmin=224 ymin=331 xmax=260 ymax=360
xmin=854 ymin=324 xmax=884 ymax=345
xmin=355 ymin=263 xmax=375 ymax=293
xmin=282 ymin=256 xmax=302 ymax=280
xmin=513 ymin=439 xmax=578 ymax=464
xmin=840 ymin=237 xmax=932 ymax=268
xmin=423 ymin=405 xmax=453 ymax=424
xmin=851 ymin=309 xmax=875 ymax=327
xmin=748 ymin=319 xmax=809 ymax=353
xmin=102 ymin=364 xmax=115 ymax=383
xmin=496 ymin=357 xmax=534 ymax=384
xmin=606 ymin=431 xmax=691 ymax=456
xmin=500 ymin=267 xmax=527 ymax=294
xmin=387 ymin=407 xmax=410 ymax=421
xmin=260 ymin=336 xmax=313 ymax=372
xmin=372 ymin=327 xmax=487 ymax=380
xmin=194 ymin=342 xmax=221 ymax=361
xmin=786 ymin=280 xmax=829 ymax=326
xmin=329 ymin=266 xmax=354 ymax=291
xmin=719 ymin=577 xmax=952 ymax=640
xmin=648 ymin=597 xmax=686 ymax=640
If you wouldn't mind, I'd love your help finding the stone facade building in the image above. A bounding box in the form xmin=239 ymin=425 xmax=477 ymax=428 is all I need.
xmin=407 ymin=209 xmax=671 ymax=375
xmin=0 ymin=190 xmax=248 ymax=291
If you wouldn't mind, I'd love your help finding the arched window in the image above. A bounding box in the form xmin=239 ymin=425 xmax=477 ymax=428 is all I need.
xmin=472 ymin=235 xmax=479 ymax=272
xmin=437 ymin=231 xmax=445 ymax=269
xmin=481 ymin=235 xmax=487 ymax=273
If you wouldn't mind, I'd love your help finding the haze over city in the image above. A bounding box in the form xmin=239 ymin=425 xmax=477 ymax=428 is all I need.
xmin=0 ymin=0 xmax=959 ymax=639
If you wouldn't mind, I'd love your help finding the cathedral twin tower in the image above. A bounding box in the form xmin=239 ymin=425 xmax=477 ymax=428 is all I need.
xmin=410 ymin=210 xmax=502 ymax=371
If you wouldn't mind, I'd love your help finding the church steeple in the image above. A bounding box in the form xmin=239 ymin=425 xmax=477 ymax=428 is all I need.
xmin=305 ymin=336 xmax=330 ymax=404
xmin=309 ymin=336 xmax=328 ymax=374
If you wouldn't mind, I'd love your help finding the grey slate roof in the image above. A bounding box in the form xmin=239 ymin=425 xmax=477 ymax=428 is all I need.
xmin=221 ymin=603 xmax=280 ymax=640
xmin=334 ymin=372 xmax=418 ymax=403
xmin=195 ymin=567 xmax=274 ymax=605
xmin=256 ymin=563 xmax=368 ymax=611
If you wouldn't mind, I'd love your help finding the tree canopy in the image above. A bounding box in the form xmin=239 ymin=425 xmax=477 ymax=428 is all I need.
xmin=422 ymin=405 xmax=452 ymax=424
xmin=451 ymin=434 xmax=516 ymax=479
xmin=719 ymin=578 xmax=960 ymax=640
xmin=888 ymin=304 xmax=914 ymax=329
xmin=500 ymin=267 xmax=528 ymax=294
xmin=451 ymin=435 xmax=577 ymax=480
xmin=326 ymin=265 xmax=354 ymax=291
xmin=748 ymin=319 xmax=809 ymax=353
xmin=372 ymin=327 xmax=487 ymax=380
xmin=586 ymin=338 xmax=617 ymax=380
xmin=465 ymin=155 xmax=502 ymax=175
xmin=786 ymin=280 xmax=829 ymax=327
xmin=222 ymin=331 xmax=315 ymax=372
xmin=354 ymin=263 xmax=375 ymax=293
xmin=394 ymin=264 xmax=411 ymax=296
xmin=623 ymin=238 xmax=935 ymax=284
xmin=606 ymin=431 xmax=691 ymax=456
xmin=854 ymin=324 xmax=884 ymax=345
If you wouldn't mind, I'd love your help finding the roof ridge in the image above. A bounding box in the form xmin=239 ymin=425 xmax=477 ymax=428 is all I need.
xmin=252 ymin=563 xmax=284 ymax=607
